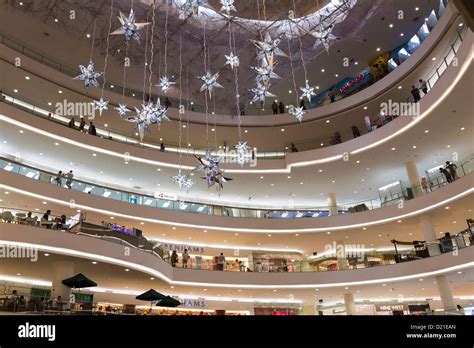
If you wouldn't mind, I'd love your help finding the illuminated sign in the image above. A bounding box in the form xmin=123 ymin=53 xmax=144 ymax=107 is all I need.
xmin=163 ymin=243 xmax=205 ymax=254
xmin=375 ymin=304 xmax=408 ymax=312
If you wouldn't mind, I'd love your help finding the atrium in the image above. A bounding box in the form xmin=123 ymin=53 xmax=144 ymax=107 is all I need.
xmin=0 ymin=0 xmax=473 ymax=345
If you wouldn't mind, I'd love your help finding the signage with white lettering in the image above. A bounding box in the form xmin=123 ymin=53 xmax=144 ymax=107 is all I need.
xmin=163 ymin=243 xmax=205 ymax=254
xmin=375 ymin=304 xmax=408 ymax=312
xmin=178 ymin=299 xmax=206 ymax=308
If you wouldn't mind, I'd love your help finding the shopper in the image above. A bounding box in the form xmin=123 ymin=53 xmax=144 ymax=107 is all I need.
xmin=439 ymin=167 xmax=452 ymax=183
xmin=351 ymin=125 xmax=361 ymax=138
xmin=278 ymin=101 xmax=285 ymax=114
xmin=7 ymin=290 xmax=19 ymax=312
xmin=170 ymin=250 xmax=178 ymax=267
xmin=79 ymin=117 xmax=86 ymax=132
xmin=290 ymin=143 xmax=298 ymax=153
xmin=160 ymin=142 xmax=165 ymax=152
xmin=271 ymin=101 xmax=278 ymax=115
xmin=328 ymin=89 xmax=336 ymax=103
xmin=182 ymin=249 xmax=190 ymax=268
xmin=419 ymin=79 xmax=428 ymax=95
xmin=55 ymin=171 xmax=63 ymax=186
xmin=41 ymin=210 xmax=52 ymax=228
xmin=218 ymin=253 xmax=225 ymax=271
xmin=445 ymin=161 xmax=458 ymax=181
xmin=163 ymin=97 xmax=171 ymax=109
xmin=66 ymin=170 xmax=74 ymax=189
xmin=299 ymin=99 xmax=307 ymax=110
xmin=88 ymin=122 xmax=97 ymax=136
xmin=68 ymin=117 xmax=75 ymax=129
xmin=411 ymin=85 xmax=420 ymax=102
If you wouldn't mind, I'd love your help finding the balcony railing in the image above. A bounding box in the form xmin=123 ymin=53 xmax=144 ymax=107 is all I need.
xmin=1 ymin=155 xmax=473 ymax=219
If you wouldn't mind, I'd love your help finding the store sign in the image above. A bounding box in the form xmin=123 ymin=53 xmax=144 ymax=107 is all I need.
xmin=375 ymin=304 xmax=407 ymax=312
xmin=179 ymin=299 xmax=206 ymax=308
xmin=163 ymin=243 xmax=205 ymax=254
xmin=111 ymin=224 xmax=136 ymax=236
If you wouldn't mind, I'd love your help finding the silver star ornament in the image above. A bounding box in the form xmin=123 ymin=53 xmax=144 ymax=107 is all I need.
xmin=300 ymin=81 xmax=316 ymax=102
xmin=156 ymin=76 xmax=176 ymax=93
xmin=225 ymin=52 xmax=240 ymax=69
xmin=110 ymin=9 xmax=151 ymax=43
xmin=74 ymin=61 xmax=103 ymax=89
xmin=94 ymin=98 xmax=109 ymax=116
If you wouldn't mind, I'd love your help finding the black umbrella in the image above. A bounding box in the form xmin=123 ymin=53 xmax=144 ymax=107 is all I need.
xmin=156 ymin=296 xmax=181 ymax=308
xmin=135 ymin=289 xmax=167 ymax=313
xmin=61 ymin=273 xmax=97 ymax=289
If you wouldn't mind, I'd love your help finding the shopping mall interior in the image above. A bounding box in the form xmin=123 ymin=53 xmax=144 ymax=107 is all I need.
xmin=0 ymin=0 xmax=473 ymax=326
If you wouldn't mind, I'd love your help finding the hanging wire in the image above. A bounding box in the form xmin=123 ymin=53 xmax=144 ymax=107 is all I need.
xmin=293 ymin=0 xmax=309 ymax=84
xmin=142 ymin=21 xmax=149 ymax=103
xmin=147 ymin=0 xmax=156 ymax=98
xmin=203 ymin=22 xmax=209 ymax=150
xmin=164 ymin=4 xmax=169 ymax=77
xmin=89 ymin=19 xmax=97 ymax=62
xmin=100 ymin=0 xmax=115 ymax=100
xmin=286 ymin=27 xmax=300 ymax=107
xmin=177 ymin=32 xmax=183 ymax=169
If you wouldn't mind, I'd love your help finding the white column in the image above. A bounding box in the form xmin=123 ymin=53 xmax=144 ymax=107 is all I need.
xmin=327 ymin=192 xmax=338 ymax=216
xmin=344 ymin=293 xmax=356 ymax=315
xmin=336 ymin=240 xmax=349 ymax=270
xmin=51 ymin=260 xmax=75 ymax=300
xmin=435 ymin=275 xmax=456 ymax=312
xmin=405 ymin=160 xmax=423 ymax=197
xmin=420 ymin=215 xmax=441 ymax=256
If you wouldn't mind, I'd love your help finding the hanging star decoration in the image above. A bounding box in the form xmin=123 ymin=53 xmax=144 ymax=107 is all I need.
xmin=300 ymin=81 xmax=317 ymax=102
xmin=250 ymin=64 xmax=280 ymax=87
xmin=194 ymin=152 xmax=233 ymax=194
xmin=115 ymin=104 xmax=131 ymax=117
xmin=251 ymin=32 xmax=287 ymax=69
xmin=220 ymin=0 xmax=236 ymax=14
xmin=225 ymin=52 xmax=240 ymax=69
xmin=234 ymin=140 xmax=251 ymax=167
xmin=94 ymin=98 xmax=109 ymax=116
xmin=197 ymin=72 xmax=224 ymax=96
xmin=181 ymin=0 xmax=201 ymax=17
xmin=73 ymin=61 xmax=103 ymax=89
xmin=110 ymin=9 xmax=151 ymax=44
xmin=156 ymin=76 xmax=176 ymax=93
xmin=248 ymin=83 xmax=276 ymax=104
xmin=290 ymin=106 xmax=306 ymax=122
xmin=172 ymin=170 xmax=194 ymax=191
xmin=126 ymin=99 xmax=169 ymax=140
xmin=310 ymin=24 xmax=335 ymax=51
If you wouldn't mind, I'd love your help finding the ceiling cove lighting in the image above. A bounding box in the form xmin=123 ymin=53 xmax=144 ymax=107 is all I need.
xmin=1 ymin=184 xmax=472 ymax=234
xmin=0 ymin=241 xmax=472 ymax=289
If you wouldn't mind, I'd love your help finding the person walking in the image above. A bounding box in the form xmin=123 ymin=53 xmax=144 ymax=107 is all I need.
xmin=419 ymin=79 xmax=428 ymax=95
xmin=217 ymin=253 xmax=226 ymax=271
xmin=163 ymin=97 xmax=171 ymax=109
xmin=170 ymin=250 xmax=178 ymax=267
xmin=182 ymin=249 xmax=190 ymax=268
xmin=290 ymin=143 xmax=298 ymax=153
xmin=68 ymin=118 xmax=75 ymax=129
xmin=271 ymin=101 xmax=278 ymax=115
xmin=299 ymin=99 xmax=307 ymax=110
xmin=446 ymin=161 xmax=458 ymax=181
xmin=351 ymin=125 xmax=361 ymax=138
xmin=79 ymin=117 xmax=86 ymax=132
xmin=88 ymin=122 xmax=96 ymax=136
xmin=55 ymin=171 xmax=63 ymax=186
xmin=439 ymin=167 xmax=452 ymax=183
xmin=66 ymin=170 xmax=73 ymax=189
xmin=160 ymin=142 xmax=165 ymax=152
xmin=278 ymin=101 xmax=285 ymax=114
xmin=411 ymin=85 xmax=420 ymax=102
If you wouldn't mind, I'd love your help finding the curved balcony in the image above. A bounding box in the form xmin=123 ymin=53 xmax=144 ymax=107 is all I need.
xmin=1 ymin=157 xmax=472 ymax=231
xmin=0 ymin=21 xmax=471 ymax=172
xmin=0 ymin=223 xmax=472 ymax=288
xmin=0 ymin=1 xmax=457 ymax=121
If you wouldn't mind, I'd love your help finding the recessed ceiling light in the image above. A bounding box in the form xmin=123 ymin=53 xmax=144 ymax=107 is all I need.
xmin=445 ymin=206 xmax=449 ymax=210
xmin=92 ymin=261 xmax=97 ymax=264
xmin=326 ymin=120 xmax=330 ymax=123
xmin=44 ymin=253 xmax=49 ymax=256
xmin=378 ymin=234 xmax=382 ymax=237
xmin=19 ymin=130 xmax=24 ymax=134
xmin=244 ymin=130 xmax=248 ymax=133
xmin=412 ymin=145 xmax=417 ymax=149
xmin=398 ymin=86 xmax=402 ymax=89
xmin=459 ymin=22 xmax=464 ymax=27
xmin=431 ymin=57 xmax=436 ymax=61
xmin=318 ymin=169 xmax=323 ymax=173
xmin=54 ymin=18 xmax=58 ymax=22
xmin=321 ymin=69 xmax=325 ymax=72
xmin=260 ymin=176 xmax=264 ymax=179
xmin=391 ymin=147 xmax=396 ymax=151
xmin=295 ymin=234 xmax=299 ymax=236
xmin=400 ymin=33 xmax=404 ymax=37
xmin=188 ymin=237 xmax=192 ymax=240
xmin=150 ymin=277 xmax=155 ymax=280
xmin=453 ymin=221 xmax=457 ymax=224
xmin=300 ymin=182 xmax=304 ymax=185
xmin=419 ymin=278 xmax=423 ymax=282
xmin=172 ymin=227 xmax=176 ymax=230
xmin=424 ymin=129 xmax=429 ymax=133
xmin=363 ymin=227 xmax=367 ymax=230
xmin=58 ymin=90 xmax=63 ymax=94
xmin=397 ymin=220 xmax=402 ymax=223
xmin=281 ymin=128 xmax=285 ymax=132
xmin=389 ymin=24 xmax=393 ymax=28
xmin=457 ymin=271 xmax=462 ymax=274
xmin=363 ymin=106 xmax=367 ymax=110
xmin=460 ymin=127 xmax=465 ymax=131
xmin=25 ymin=76 xmax=30 ymax=80
xmin=287 ymin=176 xmax=291 ymax=179
xmin=92 ymin=153 xmax=97 ymax=157
xmin=54 ymin=142 xmax=59 ymax=146
xmin=86 ymin=33 xmax=91 ymax=38
xmin=13 ymin=89 xmax=18 ymax=93
xmin=331 ymin=180 xmax=335 ymax=183
xmin=124 ymin=268 xmax=129 ymax=272
xmin=267 ymin=234 xmax=272 ymax=237
xmin=110 ymin=85 xmax=114 ymax=88
xmin=376 ymin=48 xmax=381 ymax=52
xmin=326 ymin=232 xmax=331 ymax=235
xmin=415 ymin=7 xmax=419 ymax=11
xmin=273 ymin=289 xmax=277 ymax=292
xmin=234 ymin=233 xmax=238 ymax=236
xmin=356 ymin=160 xmax=360 ymax=164
xmin=170 ymin=286 xmax=174 ymax=289
xmin=316 ymin=86 xmax=320 ymax=89
xmin=140 ymin=222 xmax=144 ymax=225
xmin=110 ymin=217 xmax=114 ymax=219
xmin=320 ymin=143 xmax=324 ymax=146
xmin=446 ymin=145 xmax=451 ymax=148
xmin=335 ymin=74 xmax=338 ymax=77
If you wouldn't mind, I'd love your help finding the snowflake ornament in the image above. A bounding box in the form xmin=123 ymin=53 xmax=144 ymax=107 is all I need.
xmin=94 ymin=98 xmax=109 ymax=116
xmin=300 ymin=81 xmax=317 ymax=103
xmin=115 ymin=104 xmax=131 ymax=117
xmin=156 ymin=75 xmax=176 ymax=93
xmin=110 ymin=9 xmax=151 ymax=43
xmin=225 ymin=52 xmax=240 ymax=69
xmin=74 ymin=61 xmax=103 ymax=89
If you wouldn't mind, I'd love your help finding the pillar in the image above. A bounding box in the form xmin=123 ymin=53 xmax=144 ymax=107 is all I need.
xmin=336 ymin=239 xmax=349 ymax=270
xmin=405 ymin=160 xmax=423 ymax=197
xmin=302 ymin=304 xmax=316 ymax=315
xmin=344 ymin=293 xmax=356 ymax=315
xmin=51 ymin=260 xmax=75 ymax=300
xmin=435 ymin=275 xmax=456 ymax=312
xmin=420 ymin=215 xmax=441 ymax=256
xmin=327 ymin=192 xmax=338 ymax=216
